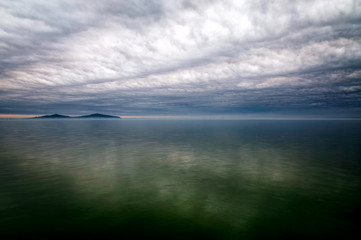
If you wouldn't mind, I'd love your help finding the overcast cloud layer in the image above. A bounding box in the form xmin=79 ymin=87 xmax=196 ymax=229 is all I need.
xmin=1 ymin=0 xmax=361 ymax=117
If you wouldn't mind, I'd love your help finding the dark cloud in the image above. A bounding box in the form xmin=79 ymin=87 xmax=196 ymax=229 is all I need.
xmin=0 ymin=0 xmax=361 ymax=117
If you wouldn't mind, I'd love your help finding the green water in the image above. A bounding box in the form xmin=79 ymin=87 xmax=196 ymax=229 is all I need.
xmin=1 ymin=120 xmax=360 ymax=239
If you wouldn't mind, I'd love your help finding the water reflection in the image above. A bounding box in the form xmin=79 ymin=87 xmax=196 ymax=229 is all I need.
xmin=0 ymin=120 xmax=360 ymax=239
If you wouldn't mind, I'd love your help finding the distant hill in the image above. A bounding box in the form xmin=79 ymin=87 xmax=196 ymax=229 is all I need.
xmin=76 ymin=113 xmax=120 ymax=118
xmin=35 ymin=114 xmax=70 ymax=118
xmin=34 ymin=113 xmax=120 ymax=119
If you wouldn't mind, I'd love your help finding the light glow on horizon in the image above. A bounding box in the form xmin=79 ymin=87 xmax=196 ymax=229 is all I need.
xmin=0 ymin=114 xmax=39 ymax=118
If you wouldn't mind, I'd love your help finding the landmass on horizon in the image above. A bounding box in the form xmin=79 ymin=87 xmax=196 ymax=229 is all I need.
xmin=34 ymin=113 xmax=121 ymax=119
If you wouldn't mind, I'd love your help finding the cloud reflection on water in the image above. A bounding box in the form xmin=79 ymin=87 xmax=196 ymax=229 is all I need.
xmin=1 ymin=120 xmax=360 ymax=238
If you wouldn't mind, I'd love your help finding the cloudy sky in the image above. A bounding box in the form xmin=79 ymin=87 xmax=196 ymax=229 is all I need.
xmin=0 ymin=0 xmax=360 ymax=117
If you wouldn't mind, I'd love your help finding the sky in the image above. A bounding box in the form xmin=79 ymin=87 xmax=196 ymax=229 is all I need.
xmin=0 ymin=0 xmax=361 ymax=118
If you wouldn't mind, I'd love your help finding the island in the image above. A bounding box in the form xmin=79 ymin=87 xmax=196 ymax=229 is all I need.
xmin=34 ymin=113 xmax=121 ymax=119
xmin=75 ymin=113 xmax=120 ymax=118
xmin=34 ymin=114 xmax=71 ymax=118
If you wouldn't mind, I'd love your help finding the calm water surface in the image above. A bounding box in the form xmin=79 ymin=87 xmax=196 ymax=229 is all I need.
xmin=0 ymin=120 xmax=360 ymax=239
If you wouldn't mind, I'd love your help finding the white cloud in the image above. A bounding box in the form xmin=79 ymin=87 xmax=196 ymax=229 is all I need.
xmin=0 ymin=0 xmax=360 ymax=114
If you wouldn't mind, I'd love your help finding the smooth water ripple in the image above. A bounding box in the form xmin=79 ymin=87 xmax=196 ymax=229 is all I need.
xmin=1 ymin=120 xmax=360 ymax=239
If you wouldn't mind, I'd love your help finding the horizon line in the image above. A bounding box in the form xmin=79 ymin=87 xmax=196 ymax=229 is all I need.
xmin=1 ymin=114 xmax=361 ymax=120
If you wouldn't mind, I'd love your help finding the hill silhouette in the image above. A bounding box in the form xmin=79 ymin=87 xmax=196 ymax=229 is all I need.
xmin=76 ymin=113 xmax=120 ymax=118
xmin=34 ymin=113 xmax=120 ymax=119
xmin=35 ymin=114 xmax=70 ymax=118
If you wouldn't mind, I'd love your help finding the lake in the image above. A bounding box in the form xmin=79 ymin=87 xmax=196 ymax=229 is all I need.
xmin=1 ymin=119 xmax=360 ymax=239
